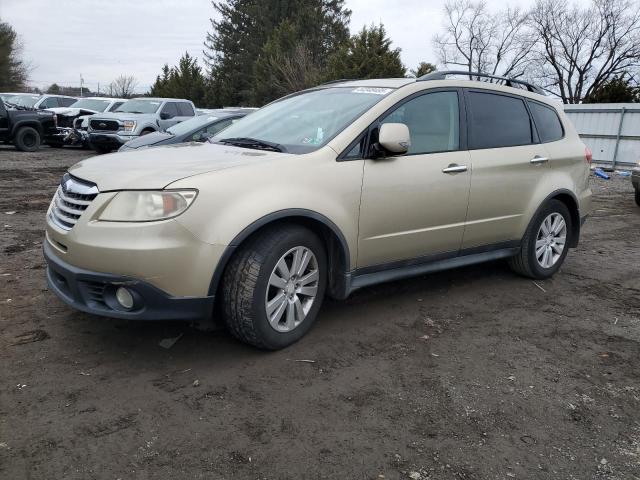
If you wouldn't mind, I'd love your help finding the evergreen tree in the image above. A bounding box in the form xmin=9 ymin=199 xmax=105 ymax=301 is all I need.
xmin=0 ymin=20 xmax=27 ymax=90
xmin=326 ymin=24 xmax=406 ymax=81
xmin=583 ymin=75 xmax=639 ymax=103
xmin=411 ymin=62 xmax=437 ymax=78
xmin=204 ymin=0 xmax=351 ymax=106
xmin=149 ymin=53 xmax=207 ymax=106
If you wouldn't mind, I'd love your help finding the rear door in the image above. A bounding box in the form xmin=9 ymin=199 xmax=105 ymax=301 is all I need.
xmin=357 ymin=89 xmax=472 ymax=268
xmin=0 ymin=101 xmax=9 ymax=138
xmin=461 ymin=89 xmax=551 ymax=249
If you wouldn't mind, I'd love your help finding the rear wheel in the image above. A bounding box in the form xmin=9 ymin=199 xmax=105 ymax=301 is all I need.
xmin=14 ymin=127 xmax=41 ymax=152
xmin=221 ymin=225 xmax=327 ymax=350
xmin=508 ymin=199 xmax=572 ymax=279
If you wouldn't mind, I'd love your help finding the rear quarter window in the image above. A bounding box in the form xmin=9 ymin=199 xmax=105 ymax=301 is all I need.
xmin=528 ymin=101 xmax=564 ymax=143
xmin=467 ymin=91 xmax=533 ymax=149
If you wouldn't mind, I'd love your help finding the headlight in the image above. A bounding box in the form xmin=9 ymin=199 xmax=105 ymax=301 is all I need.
xmin=123 ymin=120 xmax=136 ymax=132
xmin=99 ymin=190 xmax=197 ymax=222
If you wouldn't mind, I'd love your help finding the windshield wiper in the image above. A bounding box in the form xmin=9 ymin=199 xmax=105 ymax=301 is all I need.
xmin=218 ymin=137 xmax=286 ymax=153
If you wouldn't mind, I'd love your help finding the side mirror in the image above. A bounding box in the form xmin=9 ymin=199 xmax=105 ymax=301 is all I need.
xmin=160 ymin=112 xmax=171 ymax=120
xmin=378 ymin=123 xmax=411 ymax=155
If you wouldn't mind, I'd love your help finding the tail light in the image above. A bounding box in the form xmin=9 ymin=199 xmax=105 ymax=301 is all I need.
xmin=585 ymin=146 xmax=592 ymax=164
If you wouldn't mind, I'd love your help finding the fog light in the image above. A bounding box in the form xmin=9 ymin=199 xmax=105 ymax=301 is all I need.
xmin=115 ymin=287 xmax=134 ymax=309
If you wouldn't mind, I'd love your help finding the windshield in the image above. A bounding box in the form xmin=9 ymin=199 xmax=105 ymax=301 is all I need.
xmin=13 ymin=95 xmax=41 ymax=108
xmin=167 ymin=115 xmax=219 ymax=135
xmin=0 ymin=93 xmax=18 ymax=102
xmin=114 ymin=99 xmax=161 ymax=114
xmin=211 ymin=86 xmax=394 ymax=153
xmin=69 ymin=99 xmax=111 ymax=112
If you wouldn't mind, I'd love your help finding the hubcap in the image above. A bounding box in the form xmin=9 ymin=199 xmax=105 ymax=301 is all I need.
xmin=265 ymin=246 xmax=319 ymax=332
xmin=535 ymin=213 xmax=567 ymax=269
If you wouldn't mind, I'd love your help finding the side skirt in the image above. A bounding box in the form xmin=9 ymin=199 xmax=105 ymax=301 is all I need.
xmin=344 ymin=242 xmax=520 ymax=296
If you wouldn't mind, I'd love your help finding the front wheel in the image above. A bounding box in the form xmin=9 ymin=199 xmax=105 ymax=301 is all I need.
xmin=222 ymin=225 xmax=327 ymax=350
xmin=508 ymin=199 xmax=572 ymax=279
xmin=14 ymin=127 xmax=41 ymax=152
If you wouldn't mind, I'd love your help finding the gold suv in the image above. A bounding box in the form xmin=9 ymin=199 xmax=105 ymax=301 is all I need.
xmin=44 ymin=72 xmax=592 ymax=349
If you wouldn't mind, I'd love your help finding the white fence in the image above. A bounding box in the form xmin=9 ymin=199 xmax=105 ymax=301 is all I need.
xmin=564 ymin=103 xmax=640 ymax=168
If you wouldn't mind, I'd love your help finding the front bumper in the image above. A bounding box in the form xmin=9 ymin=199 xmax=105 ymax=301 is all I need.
xmin=88 ymin=132 xmax=135 ymax=149
xmin=44 ymin=241 xmax=214 ymax=321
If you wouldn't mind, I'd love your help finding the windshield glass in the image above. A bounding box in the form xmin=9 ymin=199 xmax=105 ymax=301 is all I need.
xmin=114 ymin=99 xmax=161 ymax=114
xmin=211 ymin=86 xmax=394 ymax=153
xmin=69 ymin=99 xmax=111 ymax=111
xmin=167 ymin=115 xmax=219 ymax=135
xmin=0 ymin=93 xmax=18 ymax=102
xmin=13 ymin=95 xmax=41 ymax=108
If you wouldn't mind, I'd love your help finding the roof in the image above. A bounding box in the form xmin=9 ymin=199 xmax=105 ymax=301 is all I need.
xmin=323 ymin=78 xmax=415 ymax=89
xmin=133 ymin=97 xmax=192 ymax=102
xmin=78 ymin=97 xmax=126 ymax=102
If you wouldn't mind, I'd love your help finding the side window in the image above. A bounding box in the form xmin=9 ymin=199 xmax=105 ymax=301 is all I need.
xmin=380 ymin=91 xmax=460 ymax=155
xmin=205 ymin=118 xmax=233 ymax=136
xmin=161 ymin=102 xmax=179 ymax=119
xmin=41 ymin=97 xmax=59 ymax=108
xmin=467 ymin=91 xmax=532 ymax=149
xmin=60 ymin=97 xmax=76 ymax=107
xmin=108 ymin=102 xmax=124 ymax=112
xmin=178 ymin=102 xmax=195 ymax=116
xmin=528 ymin=101 xmax=564 ymax=143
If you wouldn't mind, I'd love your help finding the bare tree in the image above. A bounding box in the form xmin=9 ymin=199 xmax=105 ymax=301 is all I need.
xmin=528 ymin=0 xmax=640 ymax=103
xmin=262 ymin=45 xmax=322 ymax=96
xmin=106 ymin=75 xmax=138 ymax=98
xmin=433 ymin=0 xmax=533 ymax=78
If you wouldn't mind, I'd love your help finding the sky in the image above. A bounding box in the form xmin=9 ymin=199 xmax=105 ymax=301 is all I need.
xmin=0 ymin=0 xmax=536 ymax=93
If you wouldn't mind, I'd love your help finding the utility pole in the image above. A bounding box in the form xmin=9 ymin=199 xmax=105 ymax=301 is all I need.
xmin=80 ymin=74 xmax=84 ymax=97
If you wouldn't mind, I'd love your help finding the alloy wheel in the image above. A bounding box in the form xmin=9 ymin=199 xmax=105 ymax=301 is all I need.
xmin=535 ymin=213 xmax=567 ymax=269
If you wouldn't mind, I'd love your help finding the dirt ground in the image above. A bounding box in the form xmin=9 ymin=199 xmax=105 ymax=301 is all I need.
xmin=0 ymin=144 xmax=639 ymax=480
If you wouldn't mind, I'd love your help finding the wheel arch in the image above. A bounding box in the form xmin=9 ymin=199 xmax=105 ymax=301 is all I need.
xmin=208 ymin=209 xmax=351 ymax=300
xmin=11 ymin=121 xmax=44 ymax=137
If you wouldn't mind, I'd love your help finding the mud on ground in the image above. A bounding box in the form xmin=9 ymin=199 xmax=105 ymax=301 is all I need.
xmin=1 ymin=145 xmax=639 ymax=479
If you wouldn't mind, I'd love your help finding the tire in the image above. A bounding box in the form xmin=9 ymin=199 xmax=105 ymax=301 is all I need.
xmin=508 ymin=199 xmax=572 ymax=279
xmin=14 ymin=127 xmax=41 ymax=152
xmin=222 ymin=224 xmax=327 ymax=350
xmin=140 ymin=129 xmax=154 ymax=136
xmin=635 ymin=189 xmax=640 ymax=207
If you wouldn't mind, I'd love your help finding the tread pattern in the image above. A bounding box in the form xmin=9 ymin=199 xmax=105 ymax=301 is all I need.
xmin=222 ymin=225 xmax=319 ymax=349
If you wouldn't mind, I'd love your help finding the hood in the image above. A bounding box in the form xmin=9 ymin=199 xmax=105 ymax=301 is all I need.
xmin=93 ymin=111 xmax=158 ymax=122
xmin=121 ymin=131 xmax=173 ymax=150
xmin=68 ymin=142 xmax=288 ymax=191
xmin=47 ymin=107 xmax=99 ymax=116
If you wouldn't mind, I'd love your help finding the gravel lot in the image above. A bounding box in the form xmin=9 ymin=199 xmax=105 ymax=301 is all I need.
xmin=1 ymin=145 xmax=639 ymax=480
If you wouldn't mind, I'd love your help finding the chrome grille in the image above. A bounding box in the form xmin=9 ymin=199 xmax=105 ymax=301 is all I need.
xmin=49 ymin=174 xmax=98 ymax=230
xmin=89 ymin=119 xmax=119 ymax=132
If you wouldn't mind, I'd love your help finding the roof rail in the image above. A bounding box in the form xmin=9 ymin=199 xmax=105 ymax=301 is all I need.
xmin=418 ymin=70 xmax=545 ymax=95
xmin=317 ymin=78 xmax=355 ymax=86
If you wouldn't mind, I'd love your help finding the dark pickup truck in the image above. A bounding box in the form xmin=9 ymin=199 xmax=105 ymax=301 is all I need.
xmin=0 ymin=98 xmax=57 ymax=152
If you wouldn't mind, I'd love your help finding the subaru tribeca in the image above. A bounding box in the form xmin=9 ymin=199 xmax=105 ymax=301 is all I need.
xmin=44 ymin=72 xmax=592 ymax=349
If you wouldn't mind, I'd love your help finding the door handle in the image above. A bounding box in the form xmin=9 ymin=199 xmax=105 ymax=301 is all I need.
xmin=530 ymin=156 xmax=549 ymax=164
xmin=442 ymin=164 xmax=468 ymax=174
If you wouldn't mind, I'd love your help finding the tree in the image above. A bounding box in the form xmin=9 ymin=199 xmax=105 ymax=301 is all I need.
xmin=326 ymin=24 xmax=406 ymax=81
xmin=106 ymin=75 xmax=138 ymax=98
xmin=0 ymin=20 xmax=28 ymax=90
xmin=46 ymin=83 xmax=61 ymax=94
xmin=528 ymin=0 xmax=640 ymax=103
xmin=583 ymin=75 xmax=640 ymax=103
xmin=411 ymin=62 xmax=437 ymax=78
xmin=149 ymin=53 xmax=206 ymax=105
xmin=204 ymin=0 xmax=351 ymax=106
xmin=433 ymin=0 xmax=533 ymax=78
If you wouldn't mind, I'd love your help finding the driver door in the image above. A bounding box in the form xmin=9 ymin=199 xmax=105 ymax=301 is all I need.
xmin=357 ymin=90 xmax=471 ymax=268
xmin=158 ymin=102 xmax=179 ymax=130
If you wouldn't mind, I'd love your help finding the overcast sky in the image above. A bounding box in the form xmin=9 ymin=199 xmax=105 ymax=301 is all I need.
xmin=1 ymin=0 xmax=536 ymax=93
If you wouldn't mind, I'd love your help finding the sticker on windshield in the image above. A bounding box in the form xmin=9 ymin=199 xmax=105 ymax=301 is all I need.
xmin=149 ymin=102 xmax=160 ymax=105
xmin=351 ymin=87 xmax=392 ymax=95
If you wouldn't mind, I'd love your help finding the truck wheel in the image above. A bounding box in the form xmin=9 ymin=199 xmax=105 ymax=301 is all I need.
xmin=89 ymin=143 xmax=113 ymax=154
xmin=635 ymin=189 xmax=640 ymax=207
xmin=508 ymin=199 xmax=572 ymax=279
xmin=14 ymin=127 xmax=41 ymax=152
xmin=222 ymin=224 xmax=327 ymax=350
